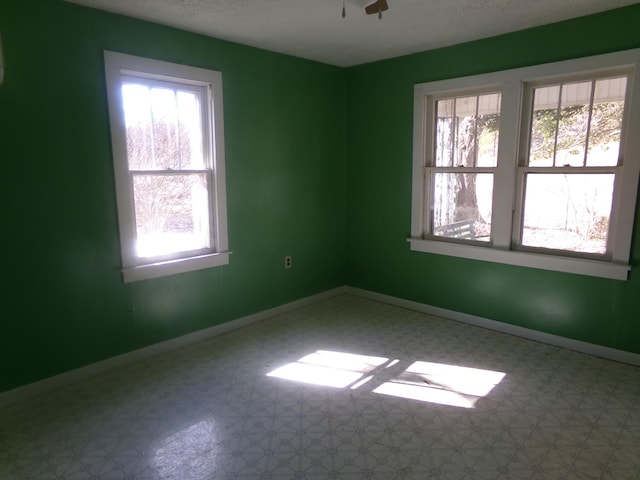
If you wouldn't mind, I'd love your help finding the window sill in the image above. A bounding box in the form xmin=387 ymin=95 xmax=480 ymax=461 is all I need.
xmin=122 ymin=251 xmax=230 ymax=283
xmin=408 ymin=238 xmax=630 ymax=280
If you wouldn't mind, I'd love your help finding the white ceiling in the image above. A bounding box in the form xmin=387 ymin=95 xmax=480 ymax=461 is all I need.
xmin=65 ymin=0 xmax=639 ymax=67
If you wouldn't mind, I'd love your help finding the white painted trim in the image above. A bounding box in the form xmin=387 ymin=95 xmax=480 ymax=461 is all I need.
xmin=122 ymin=251 xmax=231 ymax=283
xmin=410 ymin=48 xmax=640 ymax=281
xmin=408 ymin=238 xmax=631 ymax=280
xmin=104 ymin=51 xmax=230 ymax=282
xmin=0 ymin=287 xmax=347 ymax=408
xmin=345 ymin=286 xmax=640 ymax=367
xmin=4 ymin=284 xmax=636 ymax=408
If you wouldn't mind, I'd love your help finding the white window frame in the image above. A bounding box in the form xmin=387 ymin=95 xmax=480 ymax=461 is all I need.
xmin=424 ymin=87 xmax=502 ymax=246
xmin=409 ymin=49 xmax=640 ymax=280
xmin=104 ymin=51 xmax=229 ymax=282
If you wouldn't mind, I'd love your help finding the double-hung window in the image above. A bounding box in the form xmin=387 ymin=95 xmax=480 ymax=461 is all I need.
xmin=104 ymin=52 xmax=229 ymax=282
xmin=426 ymin=90 xmax=501 ymax=244
xmin=410 ymin=49 xmax=640 ymax=280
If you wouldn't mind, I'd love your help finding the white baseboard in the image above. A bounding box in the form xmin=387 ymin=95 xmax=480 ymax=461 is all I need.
xmin=3 ymin=284 xmax=637 ymax=408
xmin=0 ymin=287 xmax=348 ymax=408
xmin=345 ymin=287 xmax=640 ymax=367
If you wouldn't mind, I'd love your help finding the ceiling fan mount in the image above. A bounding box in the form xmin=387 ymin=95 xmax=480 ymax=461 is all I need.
xmin=365 ymin=0 xmax=389 ymax=17
xmin=342 ymin=0 xmax=389 ymax=19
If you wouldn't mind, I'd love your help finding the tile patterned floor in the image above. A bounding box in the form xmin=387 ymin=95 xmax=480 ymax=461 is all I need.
xmin=1 ymin=294 xmax=639 ymax=479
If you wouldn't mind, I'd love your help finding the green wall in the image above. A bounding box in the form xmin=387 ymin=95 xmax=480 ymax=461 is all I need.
xmin=345 ymin=4 xmax=640 ymax=354
xmin=0 ymin=0 xmax=346 ymax=393
xmin=2 ymin=1 xmax=640 ymax=395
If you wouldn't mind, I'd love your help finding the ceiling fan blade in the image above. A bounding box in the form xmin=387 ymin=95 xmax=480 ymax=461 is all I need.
xmin=365 ymin=0 xmax=389 ymax=15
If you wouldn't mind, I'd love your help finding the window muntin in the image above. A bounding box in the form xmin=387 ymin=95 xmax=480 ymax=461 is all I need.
xmin=410 ymin=50 xmax=640 ymax=280
xmin=428 ymin=92 xmax=500 ymax=243
xmin=105 ymin=51 xmax=229 ymax=282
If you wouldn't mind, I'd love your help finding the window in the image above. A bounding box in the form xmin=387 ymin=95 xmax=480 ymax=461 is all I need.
xmin=104 ymin=51 xmax=229 ymax=282
xmin=519 ymin=76 xmax=626 ymax=255
xmin=410 ymin=50 xmax=640 ymax=280
xmin=429 ymin=91 xmax=501 ymax=243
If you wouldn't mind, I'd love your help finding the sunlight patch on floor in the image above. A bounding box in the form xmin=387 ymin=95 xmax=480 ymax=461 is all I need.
xmin=374 ymin=361 xmax=506 ymax=408
xmin=267 ymin=351 xmax=505 ymax=408
xmin=267 ymin=350 xmax=389 ymax=388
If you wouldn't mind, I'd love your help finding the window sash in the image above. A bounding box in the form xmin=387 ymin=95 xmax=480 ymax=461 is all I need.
xmin=130 ymin=170 xmax=215 ymax=262
xmin=521 ymin=71 xmax=630 ymax=168
xmin=120 ymin=77 xmax=210 ymax=172
xmin=524 ymin=77 xmax=626 ymax=168
xmin=513 ymin=170 xmax=616 ymax=259
xmin=424 ymin=167 xmax=497 ymax=242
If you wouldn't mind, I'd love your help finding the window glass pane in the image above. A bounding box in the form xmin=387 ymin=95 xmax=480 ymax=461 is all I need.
xmin=529 ymin=85 xmax=560 ymax=167
xmin=133 ymin=173 xmax=211 ymax=258
xmin=435 ymin=98 xmax=454 ymax=167
xmin=432 ymin=173 xmax=493 ymax=242
xmin=454 ymin=96 xmax=478 ymax=168
xmin=176 ymin=91 xmax=204 ymax=168
xmin=556 ymin=81 xmax=591 ymax=167
xmin=587 ymin=77 xmax=626 ymax=166
xmin=476 ymin=93 xmax=501 ymax=167
xmin=122 ymin=83 xmax=204 ymax=171
xmin=434 ymin=93 xmax=500 ymax=167
xmin=521 ymin=173 xmax=614 ymax=254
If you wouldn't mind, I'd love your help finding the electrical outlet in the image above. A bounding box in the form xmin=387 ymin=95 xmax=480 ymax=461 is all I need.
xmin=284 ymin=256 xmax=292 ymax=269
